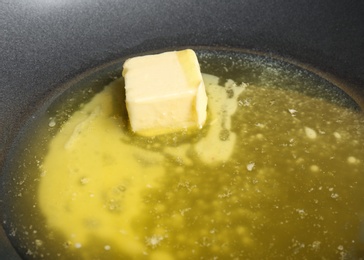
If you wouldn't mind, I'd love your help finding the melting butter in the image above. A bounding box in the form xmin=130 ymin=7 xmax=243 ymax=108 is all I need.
xmin=38 ymin=74 xmax=242 ymax=258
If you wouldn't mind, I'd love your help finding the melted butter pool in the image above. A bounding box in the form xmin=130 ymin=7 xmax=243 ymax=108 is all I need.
xmin=38 ymin=74 xmax=249 ymax=259
xmin=2 ymin=50 xmax=364 ymax=259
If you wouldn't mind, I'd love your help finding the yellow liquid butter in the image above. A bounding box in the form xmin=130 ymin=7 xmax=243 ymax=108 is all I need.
xmin=37 ymin=72 xmax=364 ymax=259
xmin=39 ymin=75 xmax=246 ymax=259
xmin=3 ymin=52 xmax=364 ymax=260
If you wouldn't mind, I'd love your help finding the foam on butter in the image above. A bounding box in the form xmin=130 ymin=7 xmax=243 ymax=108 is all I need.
xmin=194 ymin=74 xmax=247 ymax=164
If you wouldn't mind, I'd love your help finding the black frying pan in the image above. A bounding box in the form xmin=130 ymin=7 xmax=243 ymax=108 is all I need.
xmin=1 ymin=1 xmax=364 ymax=259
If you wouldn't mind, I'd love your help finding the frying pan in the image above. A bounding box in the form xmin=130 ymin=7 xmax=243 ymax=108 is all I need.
xmin=1 ymin=0 xmax=364 ymax=258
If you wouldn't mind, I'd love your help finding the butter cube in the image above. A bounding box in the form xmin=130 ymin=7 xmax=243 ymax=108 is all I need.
xmin=122 ymin=49 xmax=208 ymax=136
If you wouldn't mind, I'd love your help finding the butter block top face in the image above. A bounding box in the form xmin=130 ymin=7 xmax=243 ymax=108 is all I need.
xmin=122 ymin=49 xmax=208 ymax=136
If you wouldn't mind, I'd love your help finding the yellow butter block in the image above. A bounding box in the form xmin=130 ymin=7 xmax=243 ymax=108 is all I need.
xmin=122 ymin=49 xmax=208 ymax=136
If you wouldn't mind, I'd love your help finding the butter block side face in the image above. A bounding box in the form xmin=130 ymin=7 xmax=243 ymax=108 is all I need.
xmin=123 ymin=49 xmax=208 ymax=136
